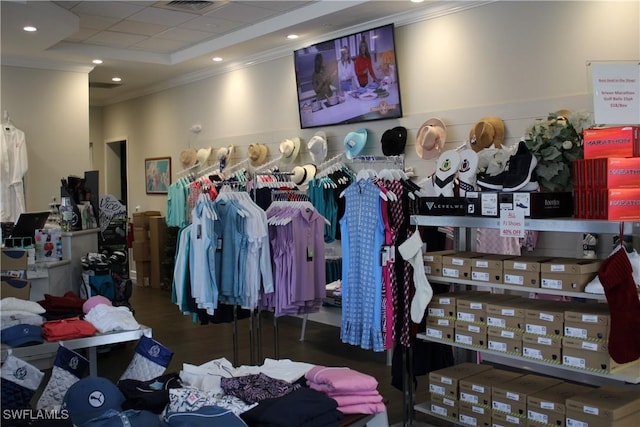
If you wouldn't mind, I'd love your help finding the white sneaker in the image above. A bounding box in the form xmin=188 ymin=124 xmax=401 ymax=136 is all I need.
xmin=627 ymin=248 xmax=640 ymax=286
xmin=585 ymin=275 xmax=604 ymax=294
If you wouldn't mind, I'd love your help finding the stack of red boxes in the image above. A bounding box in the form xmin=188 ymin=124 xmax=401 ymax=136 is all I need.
xmin=573 ymin=125 xmax=640 ymax=220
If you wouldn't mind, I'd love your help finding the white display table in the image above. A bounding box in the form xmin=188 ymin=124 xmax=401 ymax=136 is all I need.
xmin=0 ymin=325 xmax=152 ymax=376
xmin=61 ymin=228 xmax=99 ymax=295
xmin=27 ymin=260 xmax=72 ymax=301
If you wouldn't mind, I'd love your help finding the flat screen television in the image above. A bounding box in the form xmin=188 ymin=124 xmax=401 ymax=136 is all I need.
xmin=294 ymin=23 xmax=403 ymax=129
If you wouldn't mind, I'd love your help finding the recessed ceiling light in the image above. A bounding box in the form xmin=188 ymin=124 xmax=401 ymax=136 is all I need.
xmin=212 ymin=57 xmax=223 ymax=62
xmin=111 ymin=77 xmax=122 ymax=82
xmin=287 ymin=34 xmax=299 ymax=40
xmin=411 ymin=0 xmax=425 ymax=3
xmin=23 ymin=26 xmax=37 ymax=32
xmin=92 ymin=59 xmax=103 ymax=65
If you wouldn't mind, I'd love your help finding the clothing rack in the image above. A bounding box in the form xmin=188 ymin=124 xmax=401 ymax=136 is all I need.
xmin=349 ymin=154 xmax=404 ymax=168
xmin=270 ymin=189 xmax=310 ymax=202
xmin=223 ymin=158 xmax=250 ymax=176
xmin=196 ymin=161 xmax=221 ymax=179
xmin=249 ymin=170 xmax=298 ymax=364
xmin=175 ymin=161 xmax=201 ymax=178
xmin=254 ymin=155 xmax=283 ymax=173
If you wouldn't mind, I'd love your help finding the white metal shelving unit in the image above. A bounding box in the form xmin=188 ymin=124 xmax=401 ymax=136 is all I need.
xmin=410 ymin=214 xmax=640 ymax=420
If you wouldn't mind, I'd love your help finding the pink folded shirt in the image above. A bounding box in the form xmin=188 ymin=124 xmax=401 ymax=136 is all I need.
xmin=305 ymin=366 xmax=378 ymax=393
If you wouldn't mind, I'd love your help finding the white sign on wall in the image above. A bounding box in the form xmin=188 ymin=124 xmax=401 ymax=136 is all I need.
xmin=591 ymin=62 xmax=640 ymax=125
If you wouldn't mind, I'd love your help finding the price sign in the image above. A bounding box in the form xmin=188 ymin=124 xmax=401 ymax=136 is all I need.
xmin=500 ymin=209 xmax=525 ymax=238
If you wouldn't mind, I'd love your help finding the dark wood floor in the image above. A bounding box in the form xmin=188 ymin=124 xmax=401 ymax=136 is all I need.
xmin=96 ymin=286 xmax=451 ymax=426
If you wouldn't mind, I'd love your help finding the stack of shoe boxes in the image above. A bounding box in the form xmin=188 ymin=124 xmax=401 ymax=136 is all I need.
xmin=471 ymin=254 xmax=517 ymax=284
xmin=565 ymin=387 xmax=640 ymax=427
xmin=574 ymin=125 xmax=640 ymax=220
xmin=428 ymin=363 xmax=494 ymax=420
xmin=527 ymin=382 xmax=594 ymax=427
xmin=455 ymin=293 xmax=519 ymax=349
xmin=491 ymin=374 xmax=564 ymax=425
xmin=486 ymin=297 xmax=542 ymax=355
xmin=539 ymin=258 xmax=602 ymax=292
xmin=502 ymin=256 xmax=552 ymax=289
xmin=423 ymin=249 xmax=456 ymax=276
xmin=522 ymin=300 xmax=565 ymax=363
xmin=560 ymin=302 xmax=637 ymax=373
xmin=428 ymin=363 xmax=639 ymax=427
xmin=458 ymin=369 xmax=524 ymax=426
xmin=424 ymin=291 xmax=458 ymax=341
xmin=442 ymin=251 xmax=480 ymax=280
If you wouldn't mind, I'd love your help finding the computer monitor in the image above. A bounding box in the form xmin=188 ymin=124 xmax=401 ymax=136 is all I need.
xmin=5 ymin=211 xmax=50 ymax=247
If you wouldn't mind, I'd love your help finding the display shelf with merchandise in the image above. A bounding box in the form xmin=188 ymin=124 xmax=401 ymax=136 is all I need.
xmin=425 ymin=275 xmax=610 ymax=301
xmin=410 ymin=214 xmax=640 ymax=420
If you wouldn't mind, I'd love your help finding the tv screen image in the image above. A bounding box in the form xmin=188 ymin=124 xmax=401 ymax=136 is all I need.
xmin=294 ymin=23 xmax=403 ymax=129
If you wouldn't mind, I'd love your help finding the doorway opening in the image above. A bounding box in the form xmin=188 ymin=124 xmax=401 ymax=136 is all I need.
xmin=105 ymin=139 xmax=128 ymax=205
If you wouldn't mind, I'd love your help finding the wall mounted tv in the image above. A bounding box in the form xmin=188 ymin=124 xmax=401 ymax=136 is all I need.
xmin=294 ymin=23 xmax=403 ymax=129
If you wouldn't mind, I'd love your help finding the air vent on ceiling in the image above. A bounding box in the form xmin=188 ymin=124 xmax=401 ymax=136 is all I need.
xmin=89 ymin=82 xmax=122 ymax=89
xmin=155 ymin=1 xmax=223 ymax=14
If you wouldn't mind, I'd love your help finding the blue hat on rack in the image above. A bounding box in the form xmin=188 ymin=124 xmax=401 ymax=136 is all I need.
xmin=344 ymin=128 xmax=368 ymax=160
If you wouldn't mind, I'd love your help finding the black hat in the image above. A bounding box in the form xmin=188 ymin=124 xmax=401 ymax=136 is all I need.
xmin=381 ymin=126 xmax=407 ymax=156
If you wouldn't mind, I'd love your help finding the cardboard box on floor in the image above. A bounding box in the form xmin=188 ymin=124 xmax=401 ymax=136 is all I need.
xmin=1 ymin=249 xmax=30 ymax=299
xmin=148 ymin=215 xmax=167 ymax=288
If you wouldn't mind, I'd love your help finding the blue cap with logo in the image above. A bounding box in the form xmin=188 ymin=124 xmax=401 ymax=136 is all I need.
xmin=63 ymin=377 xmax=125 ymax=426
xmin=1 ymin=324 xmax=44 ymax=347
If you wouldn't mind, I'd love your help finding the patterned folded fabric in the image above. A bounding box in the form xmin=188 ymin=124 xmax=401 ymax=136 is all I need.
xmin=221 ymin=373 xmax=299 ymax=404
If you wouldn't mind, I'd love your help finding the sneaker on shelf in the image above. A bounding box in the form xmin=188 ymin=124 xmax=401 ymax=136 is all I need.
xmin=583 ymin=233 xmax=598 ymax=259
xmin=584 ymin=274 xmax=604 ymax=294
xmin=626 ymin=248 xmax=640 ymax=286
xmin=502 ymin=141 xmax=538 ymax=192
xmin=477 ymin=170 xmax=506 ymax=191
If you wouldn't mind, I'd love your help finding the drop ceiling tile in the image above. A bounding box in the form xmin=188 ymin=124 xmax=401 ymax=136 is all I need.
xmin=178 ymin=15 xmax=246 ymax=35
xmin=204 ymin=2 xmax=277 ymax=23
xmin=132 ymin=37 xmax=189 ymax=53
xmin=156 ymin=27 xmax=213 ymax=43
xmin=64 ymin=27 xmax=100 ymax=42
xmin=242 ymin=1 xmax=310 ymax=13
xmin=109 ymin=20 xmax=168 ymax=36
xmin=129 ymin=6 xmax=198 ymax=26
xmin=69 ymin=1 xmax=145 ymax=19
xmin=80 ymin=15 xmax=121 ymax=31
xmin=86 ymin=30 xmax=148 ymax=48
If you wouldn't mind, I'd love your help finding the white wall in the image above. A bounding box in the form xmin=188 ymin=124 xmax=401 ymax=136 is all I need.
xmin=94 ymin=1 xmax=638 ymax=215
xmin=1 ymin=66 xmax=90 ymax=212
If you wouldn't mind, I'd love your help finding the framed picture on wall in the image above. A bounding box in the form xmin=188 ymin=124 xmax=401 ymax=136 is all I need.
xmin=145 ymin=157 xmax=171 ymax=194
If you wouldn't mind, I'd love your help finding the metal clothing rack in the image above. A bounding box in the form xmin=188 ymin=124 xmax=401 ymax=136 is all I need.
xmin=348 ymin=154 xmax=405 ymax=169
xmin=249 ymin=170 xmax=298 ymax=364
xmin=175 ymin=161 xmax=201 ymax=178
xmin=223 ymin=158 xmax=250 ymax=176
xmin=254 ymin=155 xmax=283 ymax=174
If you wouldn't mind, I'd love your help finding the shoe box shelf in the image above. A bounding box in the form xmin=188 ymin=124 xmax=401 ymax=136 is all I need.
xmin=411 ymin=215 xmax=639 ymax=235
xmin=410 ymin=214 xmax=640 ymax=388
xmin=425 ymin=275 xmax=607 ymax=302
